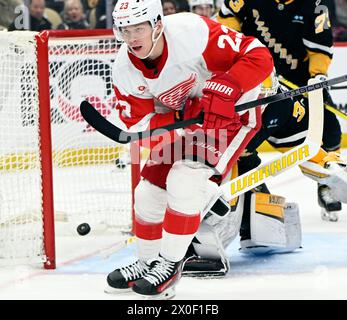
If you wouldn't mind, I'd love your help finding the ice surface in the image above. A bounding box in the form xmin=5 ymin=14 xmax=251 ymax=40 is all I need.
xmin=1 ymin=151 xmax=347 ymax=300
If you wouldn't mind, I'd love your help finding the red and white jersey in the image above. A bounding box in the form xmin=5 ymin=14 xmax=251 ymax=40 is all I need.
xmin=112 ymin=12 xmax=273 ymax=132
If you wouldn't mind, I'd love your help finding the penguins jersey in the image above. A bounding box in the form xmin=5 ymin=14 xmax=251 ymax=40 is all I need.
xmin=112 ymin=12 xmax=273 ymax=133
xmin=245 ymin=95 xmax=309 ymax=152
xmin=217 ymin=0 xmax=333 ymax=86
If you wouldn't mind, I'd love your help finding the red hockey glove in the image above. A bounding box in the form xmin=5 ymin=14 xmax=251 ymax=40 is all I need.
xmin=182 ymin=97 xmax=203 ymax=120
xmin=200 ymin=73 xmax=242 ymax=131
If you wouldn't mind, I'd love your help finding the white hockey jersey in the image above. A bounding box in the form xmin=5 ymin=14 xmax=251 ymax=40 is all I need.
xmin=112 ymin=12 xmax=273 ymax=133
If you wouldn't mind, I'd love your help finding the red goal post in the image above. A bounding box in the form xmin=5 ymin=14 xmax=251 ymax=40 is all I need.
xmin=0 ymin=29 xmax=140 ymax=269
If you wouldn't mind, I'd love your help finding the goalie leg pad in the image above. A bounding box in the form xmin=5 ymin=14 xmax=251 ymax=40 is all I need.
xmin=283 ymin=202 xmax=302 ymax=251
xmin=240 ymin=193 xmax=302 ymax=255
xmin=183 ymin=222 xmax=230 ymax=278
xmin=205 ymin=193 xmax=245 ymax=249
xmin=182 ymin=193 xmax=246 ymax=278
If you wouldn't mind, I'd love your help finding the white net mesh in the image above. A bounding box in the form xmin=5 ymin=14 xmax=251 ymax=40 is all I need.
xmin=0 ymin=31 xmax=44 ymax=264
xmin=0 ymin=31 xmax=133 ymax=266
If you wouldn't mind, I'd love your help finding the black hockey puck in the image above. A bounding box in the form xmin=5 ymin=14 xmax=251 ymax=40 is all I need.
xmin=77 ymin=223 xmax=91 ymax=236
xmin=115 ymin=158 xmax=126 ymax=169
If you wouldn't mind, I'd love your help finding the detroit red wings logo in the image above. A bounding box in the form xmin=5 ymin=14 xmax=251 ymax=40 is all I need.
xmin=157 ymin=74 xmax=197 ymax=110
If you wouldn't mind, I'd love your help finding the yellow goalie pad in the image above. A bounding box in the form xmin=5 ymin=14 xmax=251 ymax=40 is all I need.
xmin=242 ymin=192 xmax=302 ymax=253
xmin=255 ymin=192 xmax=285 ymax=223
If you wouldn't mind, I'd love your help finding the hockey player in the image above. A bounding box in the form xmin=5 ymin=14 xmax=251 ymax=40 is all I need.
xmin=216 ymin=0 xmax=343 ymax=221
xmin=105 ymin=0 xmax=273 ymax=299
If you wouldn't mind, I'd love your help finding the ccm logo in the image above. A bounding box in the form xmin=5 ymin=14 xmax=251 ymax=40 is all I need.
xmin=204 ymin=81 xmax=234 ymax=95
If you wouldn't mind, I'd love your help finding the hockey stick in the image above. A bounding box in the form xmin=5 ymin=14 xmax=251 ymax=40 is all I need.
xmin=80 ymin=74 xmax=347 ymax=144
xmin=220 ymin=78 xmax=324 ymax=201
xmin=331 ymin=85 xmax=347 ymax=90
xmin=278 ymin=75 xmax=347 ymax=121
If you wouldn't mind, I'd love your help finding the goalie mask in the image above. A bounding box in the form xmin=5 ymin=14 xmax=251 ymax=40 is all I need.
xmin=189 ymin=0 xmax=214 ymax=17
xmin=260 ymin=70 xmax=279 ymax=98
xmin=189 ymin=0 xmax=214 ymax=10
xmin=259 ymin=69 xmax=279 ymax=110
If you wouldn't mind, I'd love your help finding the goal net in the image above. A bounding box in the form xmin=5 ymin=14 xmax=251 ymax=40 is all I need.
xmin=0 ymin=30 xmax=139 ymax=268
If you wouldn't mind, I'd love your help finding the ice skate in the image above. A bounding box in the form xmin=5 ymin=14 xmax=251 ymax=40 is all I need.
xmin=132 ymin=256 xmax=184 ymax=300
xmin=318 ymin=184 xmax=341 ymax=222
xmin=105 ymin=259 xmax=149 ymax=294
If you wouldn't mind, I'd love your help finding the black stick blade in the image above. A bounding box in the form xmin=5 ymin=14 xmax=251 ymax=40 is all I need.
xmin=80 ymin=100 xmax=131 ymax=144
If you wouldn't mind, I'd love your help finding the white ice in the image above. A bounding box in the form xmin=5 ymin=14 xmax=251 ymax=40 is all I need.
xmin=1 ymin=151 xmax=347 ymax=300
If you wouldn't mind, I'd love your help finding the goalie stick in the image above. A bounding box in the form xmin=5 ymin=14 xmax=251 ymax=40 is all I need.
xmin=278 ymin=75 xmax=347 ymax=121
xmin=220 ymin=78 xmax=324 ymax=201
xmin=80 ymin=74 xmax=347 ymax=144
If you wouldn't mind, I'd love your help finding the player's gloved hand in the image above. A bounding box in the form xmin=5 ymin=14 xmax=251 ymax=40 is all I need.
xmin=174 ymin=98 xmax=203 ymax=122
xmin=200 ymin=73 xmax=242 ymax=131
xmin=182 ymin=97 xmax=203 ymax=121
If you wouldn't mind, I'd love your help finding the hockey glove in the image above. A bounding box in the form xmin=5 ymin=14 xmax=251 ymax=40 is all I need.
xmin=172 ymin=98 xmax=204 ymax=122
xmin=200 ymin=73 xmax=242 ymax=131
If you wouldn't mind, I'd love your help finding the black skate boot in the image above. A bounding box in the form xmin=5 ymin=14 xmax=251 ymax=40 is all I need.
xmin=132 ymin=255 xmax=184 ymax=299
xmin=318 ymin=184 xmax=342 ymax=222
xmin=105 ymin=259 xmax=149 ymax=293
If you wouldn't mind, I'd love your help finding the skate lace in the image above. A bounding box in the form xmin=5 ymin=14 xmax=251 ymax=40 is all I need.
xmin=144 ymin=258 xmax=175 ymax=286
xmin=120 ymin=260 xmax=148 ymax=281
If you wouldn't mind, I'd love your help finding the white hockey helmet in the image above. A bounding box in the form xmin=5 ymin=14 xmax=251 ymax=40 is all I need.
xmin=189 ymin=0 xmax=214 ymax=10
xmin=112 ymin=0 xmax=163 ymax=30
xmin=259 ymin=69 xmax=279 ymax=111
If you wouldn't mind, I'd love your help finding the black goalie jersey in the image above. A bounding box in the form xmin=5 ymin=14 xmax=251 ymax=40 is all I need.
xmin=217 ymin=0 xmax=333 ymax=86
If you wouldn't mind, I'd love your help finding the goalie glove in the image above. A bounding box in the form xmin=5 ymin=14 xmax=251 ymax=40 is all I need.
xmin=300 ymin=151 xmax=347 ymax=203
xmin=200 ymin=73 xmax=242 ymax=131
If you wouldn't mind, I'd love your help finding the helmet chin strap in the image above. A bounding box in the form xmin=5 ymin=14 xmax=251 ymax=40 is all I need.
xmin=128 ymin=25 xmax=164 ymax=60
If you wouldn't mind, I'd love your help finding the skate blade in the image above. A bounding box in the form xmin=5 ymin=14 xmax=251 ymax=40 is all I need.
xmin=138 ymin=288 xmax=176 ymax=300
xmin=321 ymin=209 xmax=339 ymax=222
xmin=182 ymin=271 xmax=227 ymax=278
xmin=104 ymin=284 xmax=133 ymax=294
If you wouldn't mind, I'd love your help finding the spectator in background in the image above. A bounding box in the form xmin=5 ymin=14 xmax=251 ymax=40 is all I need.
xmin=0 ymin=0 xmax=22 ymax=30
xmin=162 ymin=0 xmax=178 ymax=15
xmin=8 ymin=0 xmax=52 ymax=31
xmin=57 ymin=0 xmax=90 ymax=29
xmin=189 ymin=0 xmax=214 ymax=17
xmin=334 ymin=0 xmax=347 ymax=41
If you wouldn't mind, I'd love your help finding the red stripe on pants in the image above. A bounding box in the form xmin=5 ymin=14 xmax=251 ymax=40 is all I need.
xmin=134 ymin=216 xmax=163 ymax=240
xmin=163 ymin=207 xmax=200 ymax=235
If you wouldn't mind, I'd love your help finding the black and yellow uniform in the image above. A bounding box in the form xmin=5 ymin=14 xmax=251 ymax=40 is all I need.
xmin=246 ymin=95 xmax=308 ymax=152
xmin=217 ymin=0 xmax=333 ymax=85
xmin=217 ymin=0 xmax=341 ymax=151
xmin=238 ymin=95 xmax=313 ymax=241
